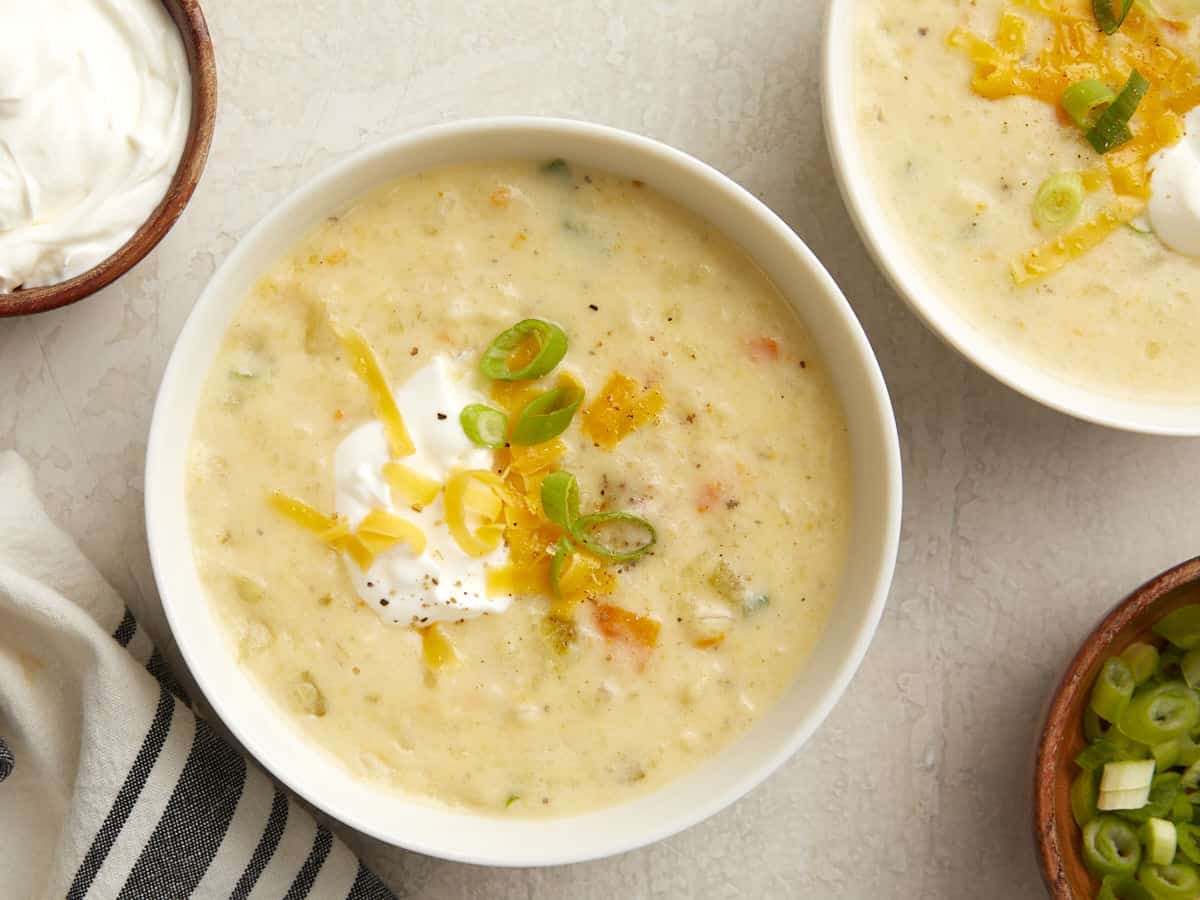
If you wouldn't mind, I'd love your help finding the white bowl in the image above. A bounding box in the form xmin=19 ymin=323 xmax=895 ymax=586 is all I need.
xmin=823 ymin=1 xmax=1200 ymax=436
xmin=145 ymin=117 xmax=902 ymax=866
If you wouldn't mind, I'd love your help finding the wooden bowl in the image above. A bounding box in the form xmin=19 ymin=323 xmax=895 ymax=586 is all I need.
xmin=1035 ymin=557 xmax=1200 ymax=898
xmin=0 ymin=0 xmax=217 ymax=318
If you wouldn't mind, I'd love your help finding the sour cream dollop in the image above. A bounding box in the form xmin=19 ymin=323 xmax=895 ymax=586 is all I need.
xmin=0 ymin=0 xmax=191 ymax=291
xmin=1148 ymin=107 xmax=1200 ymax=258
xmin=333 ymin=355 xmax=511 ymax=626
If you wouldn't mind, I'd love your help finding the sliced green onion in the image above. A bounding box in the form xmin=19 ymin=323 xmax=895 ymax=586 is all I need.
xmin=1099 ymin=875 xmax=1155 ymax=900
xmin=1174 ymin=794 xmax=1195 ymax=825
xmin=540 ymin=471 xmax=580 ymax=531
xmin=1087 ymin=70 xmax=1150 ymax=154
xmin=1075 ymin=769 xmax=1102 ymax=827
xmin=511 ymin=386 xmax=583 ymax=445
xmin=540 ymin=158 xmax=570 ymax=176
xmin=1079 ymin=739 xmax=1141 ymax=773
xmin=1093 ymin=0 xmax=1136 ymax=33
xmin=480 ymin=319 xmax=568 ymax=381
xmin=571 ymin=512 xmax=657 ymax=562
xmin=1033 ymin=173 xmax=1085 ymax=230
xmin=1161 ymin=647 xmax=1186 ymax=681
xmin=1177 ymin=824 xmax=1200 ymax=864
xmin=1157 ymin=608 xmax=1200 ymax=651
xmin=1182 ymin=650 xmax=1200 ymax=691
xmin=1181 ymin=737 xmax=1200 ymax=768
xmin=1063 ymin=79 xmax=1119 ymax=129
xmin=1154 ymin=739 xmax=1183 ymax=772
xmin=1180 ymin=759 xmax=1200 ymax=794
xmin=1142 ymin=818 xmax=1178 ymax=865
xmin=1124 ymin=643 xmax=1162 ymax=686
xmin=1085 ymin=815 xmax=1144 ymax=876
xmin=459 ymin=404 xmax=508 ymax=449
xmin=1120 ymin=774 xmax=1182 ymax=824
xmin=1095 ymin=658 xmax=1138 ymax=723
xmin=1136 ymin=859 xmax=1200 ymax=898
xmin=1119 ymin=682 xmax=1200 ymax=745
xmin=549 ymin=536 xmax=574 ymax=598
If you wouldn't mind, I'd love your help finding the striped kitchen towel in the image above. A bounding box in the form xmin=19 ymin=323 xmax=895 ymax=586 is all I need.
xmin=0 ymin=451 xmax=400 ymax=899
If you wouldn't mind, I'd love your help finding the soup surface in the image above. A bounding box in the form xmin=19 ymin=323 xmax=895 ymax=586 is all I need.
xmin=186 ymin=159 xmax=852 ymax=815
xmin=855 ymin=0 xmax=1200 ymax=403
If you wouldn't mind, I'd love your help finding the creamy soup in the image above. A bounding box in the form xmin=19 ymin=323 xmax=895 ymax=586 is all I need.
xmin=186 ymin=160 xmax=852 ymax=816
xmin=856 ymin=0 xmax=1200 ymax=403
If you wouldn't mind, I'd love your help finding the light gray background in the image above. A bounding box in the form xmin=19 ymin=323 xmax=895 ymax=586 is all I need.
xmin=3 ymin=2 xmax=1197 ymax=897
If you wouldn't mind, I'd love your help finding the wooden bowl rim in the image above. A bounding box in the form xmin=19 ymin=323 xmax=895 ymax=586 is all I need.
xmin=1034 ymin=556 xmax=1200 ymax=899
xmin=0 ymin=0 xmax=216 ymax=318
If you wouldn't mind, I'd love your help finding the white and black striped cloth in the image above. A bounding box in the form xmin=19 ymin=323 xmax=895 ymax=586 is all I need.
xmin=0 ymin=452 xmax=399 ymax=899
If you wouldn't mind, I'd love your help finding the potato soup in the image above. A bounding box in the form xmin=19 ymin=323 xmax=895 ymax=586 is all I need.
xmin=186 ymin=159 xmax=852 ymax=816
xmin=856 ymin=0 xmax=1200 ymax=403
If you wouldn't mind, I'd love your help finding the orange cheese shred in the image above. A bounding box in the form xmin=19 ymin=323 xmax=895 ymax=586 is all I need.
xmin=594 ymin=603 xmax=661 ymax=650
xmin=581 ymin=372 xmax=665 ymax=450
xmin=337 ymin=327 xmax=415 ymax=458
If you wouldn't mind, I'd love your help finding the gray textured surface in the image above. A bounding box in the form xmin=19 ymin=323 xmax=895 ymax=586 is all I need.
xmin=3 ymin=2 xmax=1198 ymax=897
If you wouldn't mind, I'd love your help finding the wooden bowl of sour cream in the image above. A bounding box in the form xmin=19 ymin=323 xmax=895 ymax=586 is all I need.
xmin=0 ymin=0 xmax=216 ymax=317
xmin=1035 ymin=558 xmax=1200 ymax=899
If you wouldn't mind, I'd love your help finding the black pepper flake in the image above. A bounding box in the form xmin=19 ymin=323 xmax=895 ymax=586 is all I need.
xmin=436 ymin=412 xmax=447 ymax=420
xmin=588 ymin=303 xmax=599 ymax=311
xmin=380 ymin=598 xmax=390 ymax=606
xmin=410 ymin=346 xmax=419 ymax=356
xmin=918 ymin=26 xmax=929 ymax=36
xmin=799 ymin=360 xmax=807 ymax=369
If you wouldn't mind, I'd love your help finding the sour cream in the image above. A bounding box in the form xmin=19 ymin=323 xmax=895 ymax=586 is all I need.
xmin=0 ymin=0 xmax=191 ymax=291
xmin=333 ymin=355 xmax=511 ymax=626
xmin=1148 ymin=107 xmax=1200 ymax=258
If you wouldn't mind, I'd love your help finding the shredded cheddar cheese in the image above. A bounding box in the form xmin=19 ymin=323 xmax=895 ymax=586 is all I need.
xmin=582 ymin=372 xmax=665 ymax=450
xmin=444 ymin=470 xmax=509 ymax=558
xmin=421 ymin=624 xmax=459 ymax=668
xmin=355 ymin=509 xmax=426 ymax=558
xmin=948 ymin=0 xmax=1199 ymax=278
xmin=336 ymin=327 xmax=415 ymax=458
xmin=382 ymin=462 xmax=441 ymax=510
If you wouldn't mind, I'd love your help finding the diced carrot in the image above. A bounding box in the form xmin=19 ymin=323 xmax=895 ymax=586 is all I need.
xmin=594 ymin=603 xmax=660 ymax=649
xmin=744 ymin=336 xmax=780 ymax=362
xmin=696 ymin=481 xmax=723 ymax=513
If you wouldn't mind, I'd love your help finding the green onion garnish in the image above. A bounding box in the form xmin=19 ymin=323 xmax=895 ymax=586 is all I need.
xmin=1087 ymin=70 xmax=1150 ymax=154
xmin=1073 ymin=769 xmax=1100 ymax=827
xmin=1122 ymin=643 xmax=1160 ymax=686
xmin=549 ymin=536 xmax=573 ymax=597
xmin=1097 ymin=874 xmax=1154 ymax=900
xmin=480 ymin=319 xmax=568 ymax=382
xmin=1136 ymin=859 xmax=1200 ymax=897
xmin=540 ymin=471 xmax=580 ymax=531
xmin=511 ymin=386 xmax=583 ymax=445
xmin=1178 ymin=824 xmax=1200 ymax=864
xmin=571 ymin=512 xmax=656 ymax=562
xmin=1118 ymin=682 xmax=1200 ymax=745
xmin=1093 ymin=0 xmax=1136 ymax=33
xmin=1091 ymin=657 xmax=1136 ymax=723
xmin=1062 ymin=79 xmax=1118 ymax=129
xmin=459 ymin=404 xmax=508 ymax=449
xmin=1155 ymin=606 xmax=1200 ymax=650
xmin=540 ymin=470 xmax=657 ymax=561
xmin=1083 ymin=816 xmax=1143 ymax=877
xmin=1033 ymin=173 xmax=1086 ymax=230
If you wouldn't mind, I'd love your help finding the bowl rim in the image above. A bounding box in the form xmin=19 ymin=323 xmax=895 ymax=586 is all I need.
xmin=145 ymin=115 xmax=903 ymax=865
xmin=1033 ymin=556 xmax=1200 ymax=897
xmin=821 ymin=0 xmax=1200 ymax=436
xmin=0 ymin=0 xmax=217 ymax=318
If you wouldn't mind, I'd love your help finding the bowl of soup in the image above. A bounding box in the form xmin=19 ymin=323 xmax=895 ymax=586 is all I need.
xmin=145 ymin=117 xmax=902 ymax=865
xmin=824 ymin=0 xmax=1200 ymax=434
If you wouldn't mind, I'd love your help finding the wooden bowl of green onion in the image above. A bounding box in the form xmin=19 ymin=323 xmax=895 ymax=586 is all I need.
xmin=1036 ymin=557 xmax=1200 ymax=899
